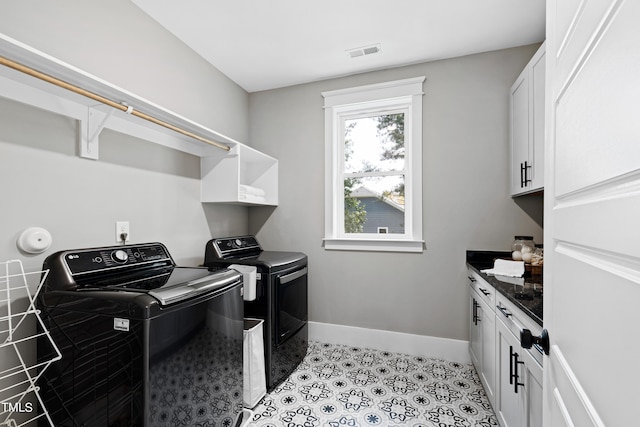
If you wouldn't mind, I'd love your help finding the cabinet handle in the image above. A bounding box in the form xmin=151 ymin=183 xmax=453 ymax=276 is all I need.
xmin=479 ymin=288 xmax=491 ymax=296
xmin=520 ymin=162 xmax=525 ymax=188
xmin=472 ymin=299 xmax=480 ymax=325
xmin=509 ymin=345 xmax=514 ymax=385
xmin=524 ymin=161 xmax=532 ymax=186
xmin=510 ymin=346 xmax=525 ymax=393
xmin=497 ymin=305 xmax=512 ymax=318
xmin=468 ymin=276 xmax=476 ymax=282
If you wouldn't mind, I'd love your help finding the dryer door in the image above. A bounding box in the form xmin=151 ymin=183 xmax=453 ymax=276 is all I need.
xmin=274 ymin=266 xmax=308 ymax=345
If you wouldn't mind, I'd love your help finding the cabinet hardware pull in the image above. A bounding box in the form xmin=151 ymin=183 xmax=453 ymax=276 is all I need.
xmin=479 ymin=288 xmax=490 ymax=296
xmin=509 ymin=345 xmax=514 ymax=385
xmin=468 ymin=276 xmax=476 ymax=282
xmin=472 ymin=299 xmax=476 ymax=325
xmin=524 ymin=161 xmax=532 ymax=186
xmin=511 ymin=347 xmax=525 ymax=393
xmin=472 ymin=299 xmax=480 ymax=325
xmin=520 ymin=162 xmax=525 ymax=188
xmin=497 ymin=305 xmax=512 ymax=318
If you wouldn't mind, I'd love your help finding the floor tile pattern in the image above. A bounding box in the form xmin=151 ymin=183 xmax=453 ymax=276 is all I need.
xmin=248 ymin=341 xmax=498 ymax=427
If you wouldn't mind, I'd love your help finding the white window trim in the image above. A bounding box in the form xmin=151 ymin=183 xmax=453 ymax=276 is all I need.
xmin=322 ymin=77 xmax=425 ymax=253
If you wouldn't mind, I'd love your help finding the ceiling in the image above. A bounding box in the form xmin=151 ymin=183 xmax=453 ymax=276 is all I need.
xmin=131 ymin=0 xmax=545 ymax=93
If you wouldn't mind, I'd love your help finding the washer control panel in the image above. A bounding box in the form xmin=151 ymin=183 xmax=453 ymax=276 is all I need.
xmin=64 ymin=243 xmax=172 ymax=275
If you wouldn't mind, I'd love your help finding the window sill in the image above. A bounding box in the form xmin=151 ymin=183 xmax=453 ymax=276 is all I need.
xmin=323 ymin=238 xmax=424 ymax=253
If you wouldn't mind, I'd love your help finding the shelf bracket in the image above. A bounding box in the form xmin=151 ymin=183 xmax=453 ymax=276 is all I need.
xmin=79 ymin=104 xmax=118 ymax=160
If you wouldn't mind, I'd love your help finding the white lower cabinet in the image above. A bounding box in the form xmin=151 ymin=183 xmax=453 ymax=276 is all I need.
xmin=494 ymin=298 xmax=543 ymax=427
xmin=468 ymin=272 xmax=496 ymax=408
xmin=469 ymin=291 xmax=496 ymax=406
xmin=469 ymin=271 xmax=543 ymax=427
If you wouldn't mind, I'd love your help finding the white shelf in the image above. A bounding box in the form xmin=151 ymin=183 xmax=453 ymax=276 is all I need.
xmin=201 ymin=144 xmax=278 ymax=206
xmin=0 ymin=32 xmax=278 ymax=206
xmin=0 ymin=33 xmax=239 ymax=158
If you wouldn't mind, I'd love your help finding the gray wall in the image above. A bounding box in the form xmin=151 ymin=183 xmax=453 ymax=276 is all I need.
xmin=0 ymin=0 xmax=250 ymax=271
xmin=0 ymin=0 xmax=248 ymax=142
xmin=248 ymin=45 xmax=544 ymax=341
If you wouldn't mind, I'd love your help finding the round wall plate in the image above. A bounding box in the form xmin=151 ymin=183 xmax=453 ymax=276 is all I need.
xmin=17 ymin=227 xmax=53 ymax=254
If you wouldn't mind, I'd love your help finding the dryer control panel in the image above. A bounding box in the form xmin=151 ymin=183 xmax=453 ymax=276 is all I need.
xmin=209 ymin=235 xmax=261 ymax=259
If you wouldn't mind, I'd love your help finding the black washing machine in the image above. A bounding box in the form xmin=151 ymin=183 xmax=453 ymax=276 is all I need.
xmin=204 ymin=235 xmax=308 ymax=390
xmin=37 ymin=243 xmax=244 ymax=427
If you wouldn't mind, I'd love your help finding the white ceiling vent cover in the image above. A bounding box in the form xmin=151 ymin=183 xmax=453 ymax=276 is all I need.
xmin=346 ymin=44 xmax=381 ymax=59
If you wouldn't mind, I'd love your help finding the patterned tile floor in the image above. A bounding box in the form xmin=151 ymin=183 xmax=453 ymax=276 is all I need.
xmin=247 ymin=341 xmax=498 ymax=427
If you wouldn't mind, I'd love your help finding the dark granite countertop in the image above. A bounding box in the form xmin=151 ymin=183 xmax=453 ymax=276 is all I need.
xmin=466 ymin=250 xmax=543 ymax=326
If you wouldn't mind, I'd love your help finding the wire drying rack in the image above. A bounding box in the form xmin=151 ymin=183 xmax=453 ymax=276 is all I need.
xmin=0 ymin=260 xmax=61 ymax=427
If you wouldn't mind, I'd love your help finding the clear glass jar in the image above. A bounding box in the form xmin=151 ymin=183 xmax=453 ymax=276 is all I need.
xmin=531 ymin=244 xmax=544 ymax=266
xmin=512 ymin=236 xmax=535 ymax=261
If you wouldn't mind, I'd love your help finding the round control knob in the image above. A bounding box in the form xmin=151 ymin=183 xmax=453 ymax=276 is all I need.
xmin=111 ymin=250 xmax=129 ymax=263
xmin=235 ymin=239 xmax=243 ymax=246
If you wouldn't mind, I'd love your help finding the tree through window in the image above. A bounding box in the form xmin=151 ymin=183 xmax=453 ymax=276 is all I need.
xmin=343 ymin=113 xmax=406 ymax=234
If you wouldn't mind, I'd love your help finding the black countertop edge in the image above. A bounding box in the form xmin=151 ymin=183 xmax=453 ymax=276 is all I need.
xmin=466 ymin=250 xmax=543 ymax=326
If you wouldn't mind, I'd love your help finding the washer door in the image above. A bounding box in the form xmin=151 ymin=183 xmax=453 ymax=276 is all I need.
xmin=148 ymin=283 xmax=244 ymax=427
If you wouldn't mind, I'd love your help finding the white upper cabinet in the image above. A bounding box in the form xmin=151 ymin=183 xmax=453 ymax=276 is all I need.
xmin=510 ymin=43 xmax=545 ymax=196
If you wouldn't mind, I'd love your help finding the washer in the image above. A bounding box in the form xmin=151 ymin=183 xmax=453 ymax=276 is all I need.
xmin=37 ymin=242 xmax=244 ymax=427
xmin=204 ymin=235 xmax=308 ymax=390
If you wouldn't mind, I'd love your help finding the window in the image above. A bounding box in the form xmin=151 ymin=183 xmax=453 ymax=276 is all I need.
xmin=322 ymin=77 xmax=425 ymax=252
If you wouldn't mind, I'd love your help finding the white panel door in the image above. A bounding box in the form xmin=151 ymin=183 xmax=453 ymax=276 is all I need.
xmin=544 ymin=0 xmax=640 ymax=426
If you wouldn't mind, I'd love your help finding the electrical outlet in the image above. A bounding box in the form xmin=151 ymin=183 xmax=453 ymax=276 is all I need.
xmin=115 ymin=221 xmax=130 ymax=243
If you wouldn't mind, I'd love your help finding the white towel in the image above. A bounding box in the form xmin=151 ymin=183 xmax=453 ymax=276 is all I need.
xmin=494 ymin=275 xmax=525 ymax=285
xmin=481 ymin=259 xmax=525 ymax=278
xmin=239 ymin=184 xmax=266 ymax=197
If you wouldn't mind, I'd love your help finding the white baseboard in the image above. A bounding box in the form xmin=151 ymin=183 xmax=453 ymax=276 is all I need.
xmin=308 ymin=321 xmax=470 ymax=363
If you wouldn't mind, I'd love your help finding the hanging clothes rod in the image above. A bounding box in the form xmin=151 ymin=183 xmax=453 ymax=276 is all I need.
xmin=0 ymin=55 xmax=231 ymax=152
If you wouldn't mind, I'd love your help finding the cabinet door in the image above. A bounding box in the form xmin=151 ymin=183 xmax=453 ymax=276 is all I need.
xmin=496 ymin=315 xmax=543 ymax=427
xmin=523 ymin=355 xmax=543 ymax=427
xmin=529 ymin=48 xmax=545 ymax=191
xmin=496 ymin=318 xmax=523 ymax=427
xmin=469 ymin=294 xmax=482 ymax=370
xmin=510 ymin=71 xmax=530 ymax=196
xmin=478 ymin=297 xmax=496 ymax=406
xmin=510 ymin=43 xmax=545 ymax=196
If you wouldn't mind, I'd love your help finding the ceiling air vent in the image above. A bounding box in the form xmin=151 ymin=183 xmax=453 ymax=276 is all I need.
xmin=346 ymin=44 xmax=381 ymax=59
